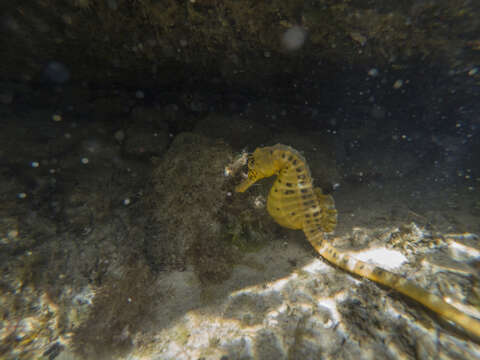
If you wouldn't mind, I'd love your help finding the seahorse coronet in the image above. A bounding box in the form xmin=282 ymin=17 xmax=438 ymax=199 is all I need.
xmin=235 ymin=143 xmax=480 ymax=340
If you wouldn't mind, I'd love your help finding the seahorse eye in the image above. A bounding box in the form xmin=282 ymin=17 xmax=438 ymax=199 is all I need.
xmin=247 ymin=155 xmax=255 ymax=167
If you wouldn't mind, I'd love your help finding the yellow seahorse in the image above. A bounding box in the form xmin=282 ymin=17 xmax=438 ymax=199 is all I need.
xmin=235 ymin=144 xmax=480 ymax=339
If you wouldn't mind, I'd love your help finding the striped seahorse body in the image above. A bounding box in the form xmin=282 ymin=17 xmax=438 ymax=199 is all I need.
xmin=235 ymin=144 xmax=480 ymax=339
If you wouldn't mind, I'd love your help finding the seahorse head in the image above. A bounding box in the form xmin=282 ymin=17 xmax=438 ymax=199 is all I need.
xmin=235 ymin=146 xmax=278 ymax=192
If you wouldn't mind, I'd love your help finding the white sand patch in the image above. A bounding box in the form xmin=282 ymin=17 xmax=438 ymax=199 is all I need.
xmin=349 ymin=247 xmax=408 ymax=270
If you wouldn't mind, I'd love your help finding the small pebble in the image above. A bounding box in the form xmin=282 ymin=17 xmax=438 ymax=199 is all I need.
xmin=393 ymin=79 xmax=403 ymax=89
xmin=7 ymin=230 xmax=19 ymax=239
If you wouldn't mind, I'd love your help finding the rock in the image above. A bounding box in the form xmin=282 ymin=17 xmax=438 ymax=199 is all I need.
xmin=123 ymin=106 xmax=170 ymax=157
xmin=123 ymin=121 xmax=169 ymax=157
xmin=146 ymin=133 xmax=234 ymax=272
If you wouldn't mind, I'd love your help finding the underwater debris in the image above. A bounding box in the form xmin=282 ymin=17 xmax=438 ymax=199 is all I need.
xmin=224 ymin=150 xmax=248 ymax=177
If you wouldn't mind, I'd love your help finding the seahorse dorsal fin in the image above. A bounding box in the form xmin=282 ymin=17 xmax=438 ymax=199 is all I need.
xmin=314 ymin=188 xmax=337 ymax=233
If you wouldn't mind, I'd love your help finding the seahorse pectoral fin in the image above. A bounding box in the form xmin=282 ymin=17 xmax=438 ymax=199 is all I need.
xmin=235 ymin=177 xmax=256 ymax=193
xmin=314 ymin=188 xmax=338 ymax=232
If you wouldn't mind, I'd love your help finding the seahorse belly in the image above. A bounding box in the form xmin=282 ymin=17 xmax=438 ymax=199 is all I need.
xmin=266 ymin=147 xmax=314 ymax=230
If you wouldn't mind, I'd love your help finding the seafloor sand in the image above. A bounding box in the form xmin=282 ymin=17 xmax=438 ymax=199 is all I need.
xmin=1 ymin=92 xmax=479 ymax=359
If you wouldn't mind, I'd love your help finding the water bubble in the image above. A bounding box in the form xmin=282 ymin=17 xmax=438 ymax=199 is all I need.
xmin=281 ymin=26 xmax=306 ymax=51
